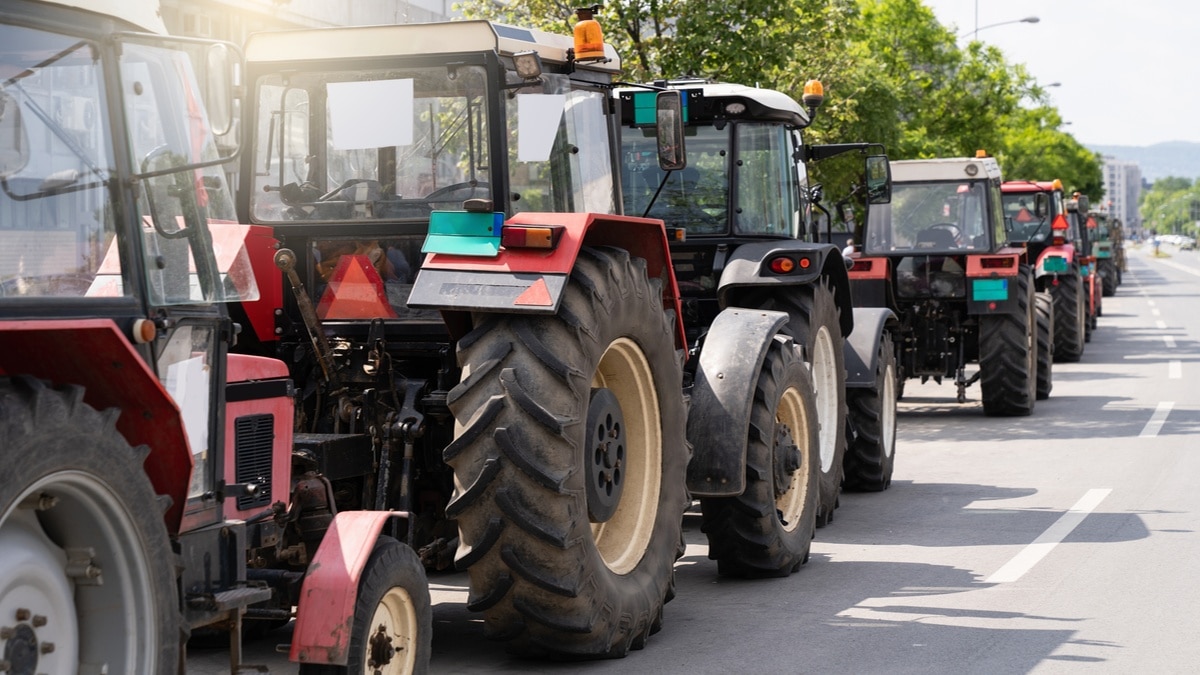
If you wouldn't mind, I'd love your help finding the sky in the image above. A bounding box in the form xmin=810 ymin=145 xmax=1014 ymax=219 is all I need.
xmin=921 ymin=0 xmax=1200 ymax=148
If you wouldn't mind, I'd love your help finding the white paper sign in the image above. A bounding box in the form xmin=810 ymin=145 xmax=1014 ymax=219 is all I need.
xmin=327 ymin=79 xmax=414 ymax=150
xmin=517 ymin=94 xmax=566 ymax=162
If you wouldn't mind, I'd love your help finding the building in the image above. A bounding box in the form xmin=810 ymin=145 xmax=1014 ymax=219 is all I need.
xmin=161 ymin=0 xmax=458 ymax=45
xmin=1101 ymin=157 xmax=1142 ymax=236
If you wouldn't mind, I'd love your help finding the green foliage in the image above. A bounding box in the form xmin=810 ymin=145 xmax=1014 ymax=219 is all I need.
xmin=454 ymin=0 xmax=1102 ymax=195
xmin=1140 ymin=179 xmax=1200 ymax=235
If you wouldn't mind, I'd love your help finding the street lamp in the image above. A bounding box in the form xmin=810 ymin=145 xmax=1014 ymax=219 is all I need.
xmin=961 ymin=15 xmax=1040 ymax=40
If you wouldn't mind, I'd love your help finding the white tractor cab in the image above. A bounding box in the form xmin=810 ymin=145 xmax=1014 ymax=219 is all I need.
xmin=615 ymin=77 xmax=900 ymax=542
xmin=853 ymin=155 xmax=1046 ymax=415
xmin=236 ymin=15 xmax=692 ymax=667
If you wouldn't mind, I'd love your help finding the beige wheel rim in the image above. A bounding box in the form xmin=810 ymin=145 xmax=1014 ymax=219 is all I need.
xmin=364 ymin=586 xmax=420 ymax=674
xmin=775 ymin=385 xmax=812 ymax=533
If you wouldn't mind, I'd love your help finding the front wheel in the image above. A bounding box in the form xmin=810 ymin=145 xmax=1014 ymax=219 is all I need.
xmin=0 ymin=377 xmax=179 ymax=674
xmin=842 ymin=332 xmax=898 ymax=492
xmin=699 ymin=335 xmax=819 ymax=577
xmin=445 ymin=246 xmax=687 ymax=659
xmin=299 ymin=538 xmax=431 ymax=675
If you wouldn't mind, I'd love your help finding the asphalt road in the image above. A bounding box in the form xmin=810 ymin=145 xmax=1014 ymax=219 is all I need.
xmin=188 ymin=243 xmax=1200 ymax=674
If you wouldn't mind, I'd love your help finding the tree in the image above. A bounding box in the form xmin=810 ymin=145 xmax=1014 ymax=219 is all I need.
xmin=999 ymin=106 xmax=1104 ymax=200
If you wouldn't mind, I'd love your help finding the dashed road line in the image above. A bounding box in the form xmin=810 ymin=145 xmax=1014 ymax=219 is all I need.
xmin=1155 ymin=257 xmax=1200 ymax=277
xmin=1164 ymin=336 xmax=1177 ymax=349
xmin=1139 ymin=401 xmax=1174 ymax=438
xmin=986 ymin=489 xmax=1113 ymax=584
xmin=1156 ymin=320 xmax=1167 ymax=330
xmin=1152 ymin=308 xmax=1161 ymax=316
xmin=1169 ymin=360 xmax=1182 ymax=379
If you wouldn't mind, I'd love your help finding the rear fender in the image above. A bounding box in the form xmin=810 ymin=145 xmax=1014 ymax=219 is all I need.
xmin=0 ymin=319 xmax=192 ymax=533
xmin=411 ymin=212 xmax=685 ymax=351
xmin=717 ymin=241 xmax=854 ymax=337
xmin=687 ymin=308 xmax=789 ymax=497
xmin=290 ymin=510 xmax=410 ymax=666
xmin=844 ymin=308 xmax=897 ymax=388
xmin=1034 ymin=244 xmax=1076 ymax=279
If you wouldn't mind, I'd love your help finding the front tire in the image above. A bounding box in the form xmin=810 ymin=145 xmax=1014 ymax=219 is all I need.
xmin=699 ymin=335 xmax=819 ymax=577
xmin=0 ymin=377 xmax=179 ymax=675
xmin=842 ymin=332 xmax=897 ymax=491
xmin=445 ymin=246 xmax=687 ymax=659
xmin=979 ymin=269 xmax=1036 ymax=416
xmin=1049 ymin=270 xmax=1085 ymax=362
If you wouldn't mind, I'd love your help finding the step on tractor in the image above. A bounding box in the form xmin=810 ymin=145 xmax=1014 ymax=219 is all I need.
xmin=1000 ymin=180 xmax=1093 ymax=362
xmin=1091 ymin=209 xmax=1125 ymax=296
xmin=850 ymin=155 xmax=1043 ymax=415
xmin=233 ymin=15 xmax=695 ymax=670
xmin=616 ymin=78 xmax=899 ymax=538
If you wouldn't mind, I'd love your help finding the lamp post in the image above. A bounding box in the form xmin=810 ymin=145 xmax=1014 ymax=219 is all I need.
xmin=963 ymin=13 xmax=1040 ymax=40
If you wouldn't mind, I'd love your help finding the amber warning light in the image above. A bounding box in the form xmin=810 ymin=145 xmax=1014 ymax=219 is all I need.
xmin=573 ymin=5 xmax=606 ymax=62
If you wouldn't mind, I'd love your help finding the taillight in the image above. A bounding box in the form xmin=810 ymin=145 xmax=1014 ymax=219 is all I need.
xmin=767 ymin=255 xmax=812 ymax=275
xmin=501 ymin=225 xmax=563 ymax=249
xmin=851 ymin=259 xmax=874 ymax=273
xmin=979 ymin=257 xmax=1015 ymax=270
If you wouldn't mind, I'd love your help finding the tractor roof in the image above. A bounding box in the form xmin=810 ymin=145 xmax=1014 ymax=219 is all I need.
xmin=889 ymin=157 xmax=1003 ymax=183
xmin=1001 ymin=179 xmax=1062 ymax=193
xmin=244 ymin=19 xmax=620 ymax=72
xmin=615 ymin=80 xmax=809 ymax=127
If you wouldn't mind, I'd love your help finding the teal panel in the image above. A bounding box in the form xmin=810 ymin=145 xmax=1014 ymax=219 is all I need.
xmin=972 ymin=278 xmax=1009 ymax=302
xmin=423 ymin=210 xmax=502 ymax=257
xmin=1042 ymin=256 xmax=1069 ymax=273
xmin=421 ymin=233 xmax=499 ymax=257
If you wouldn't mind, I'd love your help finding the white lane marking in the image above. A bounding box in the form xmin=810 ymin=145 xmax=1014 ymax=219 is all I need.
xmin=1156 ymin=258 xmax=1200 ymax=277
xmin=1169 ymin=360 xmax=1182 ymax=379
xmin=986 ymin=488 xmax=1113 ymax=584
xmin=1152 ymin=308 xmax=1161 ymax=316
xmin=1139 ymin=401 xmax=1174 ymax=438
xmin=1156 ymin=320 xmax=1167 ymax=329
xmin=1148 ymin=300 xmax=1156 ymax=307
xmin=1165 ymin=336 xmax=1177 ymax=349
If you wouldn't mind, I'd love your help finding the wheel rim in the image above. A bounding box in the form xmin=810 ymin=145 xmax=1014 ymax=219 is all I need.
xmin=775 ymin=386 xmax=812 ymax=533
xmin=882 ymin=362 xmax=897 ymax=459
xmin=810 ymin=325 xmax=839 ymax=472
xmin=1 ymin=471 xmax=159 ymax=674
xmin=363 ymin=586 xmax=419 ymax=674
xmin=590 ymin=338 xmax=661 ymax=575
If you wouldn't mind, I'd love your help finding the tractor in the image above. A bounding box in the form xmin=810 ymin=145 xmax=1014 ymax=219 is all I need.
xmin=1091 ymin=209 xmax=1125 ymax=296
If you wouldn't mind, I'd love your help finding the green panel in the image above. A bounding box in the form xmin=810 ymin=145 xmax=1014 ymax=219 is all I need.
xmin=972 ymin=278 xmax=1009 ymax=302
xmin=1042 ymin=256 xmax=1069 ymax=273
xmin=632 ymin=91 xmax=657 ymax=125
xmin=423 ymin=210 xmax=503 ymax=257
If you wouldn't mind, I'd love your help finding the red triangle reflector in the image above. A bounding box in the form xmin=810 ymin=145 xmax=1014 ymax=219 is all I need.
xmin=514 ymin=277 xmax=552 ymax=306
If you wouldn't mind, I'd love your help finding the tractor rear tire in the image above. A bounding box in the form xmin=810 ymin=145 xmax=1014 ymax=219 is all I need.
xmin=1049 ymin=270 xmax=1085 ymax=362
xmin=1099 ymin=260 xmax=1118 ymax=297
xmin=299 ymin=537 xmax=431 ymax=675
xmin=444 ymin=246 xmax=687 ymax=659
xmin=842 ymin=332 xmax=897 ymax=492
xmin=1034 ymin=291 xmax=1054 ymax=400
xmin=0 ymin=377 xmax=179 ymax=674
xmin=699 ymin=335 xmax=819 ymax=577
xmin=979 ymin=269 xmax=1036 ymax=416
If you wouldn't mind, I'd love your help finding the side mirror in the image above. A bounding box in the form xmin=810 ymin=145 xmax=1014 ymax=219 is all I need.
xmin=655 ymin=90 xmax=686 ymax=172
xmin=865 ymin=154 xmax=891 ymax=204
xmin=0 ymin=92 xmax=30 ymax=178
xmin=1034 ymin=192 xmax=1049 ymax=217
xmin=1076 ymin=194 xmax=1090 ymax=213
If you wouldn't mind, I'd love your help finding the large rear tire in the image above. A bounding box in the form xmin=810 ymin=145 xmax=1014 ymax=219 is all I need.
xmin=1099 ymin=260 xmax=1117 ymax=296
xmin=842 ymin=332 xmax=897 ymax=492
xmin=699 ymin=335 xmax=819 ymax=577
xmin=979 ymin=269 xmax=1036 ymax=416
xmin=444 ymin=246 xmax=687 ymax=659
xmin=0 ymin=377 xmax=179 ymax=675
xmin=1049 ymin=270 xmax=1085 ymax=362
xmin=298 ymin=537 xmax=431 ymax=675
xmin=1034 ymin=291 xmax=1054 ymax=400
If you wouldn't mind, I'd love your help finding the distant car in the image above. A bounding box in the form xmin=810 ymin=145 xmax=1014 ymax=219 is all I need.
xmin=1181 ymin=237 xmax=1196 ymax=251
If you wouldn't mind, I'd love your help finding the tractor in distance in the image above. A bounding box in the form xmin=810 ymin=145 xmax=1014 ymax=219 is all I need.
xmin=849 ymin=154 xmax=1044 ymax=415
xmin=615 ymin=79 xmax=899 ymax=550
xmin=1068 ymin=193 xmax=1102 ymax=339
xmin=1091 ymin=208 xmax=1125 ymax=296
xmin=1001 ymin=179 xmax=1091 ymax=363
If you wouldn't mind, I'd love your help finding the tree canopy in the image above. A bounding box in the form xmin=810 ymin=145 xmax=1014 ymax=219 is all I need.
xmin=455 ymin=0 xmax=1104 ymax=198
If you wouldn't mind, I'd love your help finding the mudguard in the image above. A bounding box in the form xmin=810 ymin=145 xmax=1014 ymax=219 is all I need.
xmin=1034 ymin=244 xmax=1076 ymax=278
xmin=716 ymin=240 xmax=854 ymax=338
xmin=290 ymin=510 xmax=410 ymax=666
xmin=686 ymin=308 xmax=789 ymax=497
xmin=844 ymin=307 xmax=896 ymax=388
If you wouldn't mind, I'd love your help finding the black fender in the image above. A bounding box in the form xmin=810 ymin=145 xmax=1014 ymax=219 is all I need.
xmin=717 ymin=240 xmax=855 ymax=338
xmin=844 ymin=307 xmax=897 ymax=388
xmin=686 ymin=307 xmax=790 ymax=497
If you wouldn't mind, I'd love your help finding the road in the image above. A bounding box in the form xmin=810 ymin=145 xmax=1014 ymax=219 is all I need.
xmin=188 ymin=244 xmax=1200 ymax=674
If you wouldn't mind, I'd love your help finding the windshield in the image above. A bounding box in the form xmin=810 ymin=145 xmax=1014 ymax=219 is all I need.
xmin=866 ymin=180 xmax=991 ymax=254
xmin=0 ymin=25 xmax=119 ymax=299
xmin=251 ymin=65 xmax=491 ymax=222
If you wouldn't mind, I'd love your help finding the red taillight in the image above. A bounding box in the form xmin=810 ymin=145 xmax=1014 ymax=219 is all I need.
xmin=979 ymin=257 xmax=1015 ymax=269
xmin=501 ymin=225 xmax=563 ymax=249
xmin=851 ymin=259 xmax=873 ymax=273
xmin=768 ymin=256 xmax=796 ymax=274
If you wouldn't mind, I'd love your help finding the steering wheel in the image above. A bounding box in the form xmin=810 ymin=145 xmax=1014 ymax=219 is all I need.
xmin=318 ymin=178 xmax=378 ymax=202
xmin=425 ymin=181 xmax=490 ymax=205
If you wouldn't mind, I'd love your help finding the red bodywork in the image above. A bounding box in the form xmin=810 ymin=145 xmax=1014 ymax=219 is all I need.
xmin=290 ymin=510 xmax=408 ymax=665
xmin=222 ymin=354 xmax=294 ymax=521
xmin=422 ymin=211 xmax=687 ymax=352
xmin=0 ymin=319 xmax=193 ymax=533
